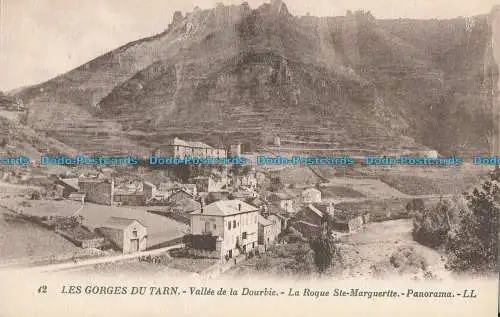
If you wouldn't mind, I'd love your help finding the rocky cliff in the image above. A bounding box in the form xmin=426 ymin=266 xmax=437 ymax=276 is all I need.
xmin=14 ymin=2 xmax=499 ymax=156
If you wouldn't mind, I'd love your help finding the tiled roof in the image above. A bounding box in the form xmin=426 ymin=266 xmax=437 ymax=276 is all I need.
xmin=101 ymin=217 xmax=146 ymax=230
xmin=171 ymin=138 xmax=214 ymax=149
xmin=306 ymin=204 xmax=324 ymax=217
xmin=258 ymin=215 xmax=273 ymax=226
xmin=189 ymin=200 xmax=258 ymax=216
xmin=58 ymin=178 xmax=79 ymax=189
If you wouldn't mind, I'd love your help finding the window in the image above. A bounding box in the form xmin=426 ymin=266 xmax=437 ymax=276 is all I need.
xmin=233 ymin=220 xmax=236 ymax=228
xmin=242 ymin=232 xmax=247 ymax=240
xmin=132 ymin=229 xmax=138 ymax=238
xmin=204 ymin=222 xmax=210 ymax=233
xmin=213 ymin=224 xmax=217 ymax=230
xmin=228 ymin=221 xmax=231 ymax=230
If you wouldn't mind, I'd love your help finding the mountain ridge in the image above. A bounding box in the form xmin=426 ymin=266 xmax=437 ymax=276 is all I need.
xmin=13 ymin=2 xmax=499 ymax=156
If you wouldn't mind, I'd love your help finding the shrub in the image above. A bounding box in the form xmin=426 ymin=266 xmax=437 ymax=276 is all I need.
xmin=445 ymin=169 xmax=499 ymax=274
xmin=412 ymin=200 xmax=452 ymax=248
xmin=255 ymin=256 xmax=272 ymax=271
xmin=309 ymin=234 xmax=335 ymax=273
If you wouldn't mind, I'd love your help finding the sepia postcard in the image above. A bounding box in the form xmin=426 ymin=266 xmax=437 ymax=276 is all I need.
xmin=0 ymin=0 xmax=499 ymax=316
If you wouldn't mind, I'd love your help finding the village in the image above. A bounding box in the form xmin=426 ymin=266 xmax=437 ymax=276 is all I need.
xmin=0 ymin=135 xmax=379 ymax=276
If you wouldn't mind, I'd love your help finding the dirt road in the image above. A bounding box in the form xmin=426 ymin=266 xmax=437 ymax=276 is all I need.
xmin=14 ymin=244 xmax=184 ymax=274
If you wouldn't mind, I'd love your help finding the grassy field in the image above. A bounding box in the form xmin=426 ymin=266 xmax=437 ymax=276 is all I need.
xmin=224 ymin=243 xmax=322 ymax=279
xmin=0 ymin=198 xmax=188 ymax=248
xmin=359 ymin=165 xmax=487 ymax=196
xmin=71 ymin=255 xmax=217 ymax=276
xmin=319 ymin=186 xmax=365 ymax=199
xmin=322 ymin=177 xmax=409 ymax=200
xmin=72 ymin=259 xmax=197 ymax=277
xmin=0 ymin=209 xmax=81 ymax=261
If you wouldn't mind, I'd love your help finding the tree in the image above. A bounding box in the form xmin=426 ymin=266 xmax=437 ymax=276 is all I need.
xmin=445 ymin=169 xmax=499 ymax=274
xmin=309 ymin=234 xmax=335 ymax=273
xmin=321 ymin=213 xmax=334 ymax=236
xmin=412 ymin=199 xmax=452 ymax=248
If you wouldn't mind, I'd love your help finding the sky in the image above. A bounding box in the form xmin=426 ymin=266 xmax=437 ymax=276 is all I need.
xmin=0 ymin=0 xmax=497 ymax=92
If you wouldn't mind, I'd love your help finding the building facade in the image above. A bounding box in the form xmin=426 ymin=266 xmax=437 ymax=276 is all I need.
xmin=154 ymin=137 xmax=227 ymax=158
xmin=143 ymin=181 xmax=157 ymax=200
xmin=301 ymin=188 xmax=322 ymax=203
xmin=78 ymin=178 xmax=114 ymax=205
xmin=267 ymin=192 xmax=295 ymax=213
xmin=189 ymin=200 xmax=258 ymax=259
xmin=98 ymin=217 xmax=147 ymax=254
xmin=258 ymin=214 xmax=281 ymax=249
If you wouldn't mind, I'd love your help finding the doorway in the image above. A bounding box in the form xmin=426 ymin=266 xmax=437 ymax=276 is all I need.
xmin=131 ymin=239 xmax=139 ymax=252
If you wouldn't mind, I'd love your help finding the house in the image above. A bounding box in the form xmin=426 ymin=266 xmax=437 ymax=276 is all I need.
xmin=301 ymin=187 xmax=322 ymax=203
xmin=168 ymin=189 xmax=195 ymax=203
xmin=258 ymin=214 xmax=281 ymax=249
xmin=154 ymin=137 xmax=227 ymax=158
xmin=331 ymin=210 xmax=364 ymax=233
xmin=292 ymin=221 xmax=322 ymax=239
xmin=181 ymin=184 xmax=198 ymax=197
xmin=113 ymin=190 xmax=146 ymax=206
xmin=267 ymin=213 xmax=283 ymax=234
xmin=78 ymin=178 xmax=114 ymax=205
xmin=258 ymin=215 xmax=274 ymax=249
xmin=265 ymin=205 xmax=290 ymax=229
xmin=295 ymin=202 xmax=335 ymax=227
xmin=188 ymin=200 xmax=259 ymax=259
xmin=205 ymin=190 xmax=230 ymax=204
xmin=247 ymin=197 xmax=265 ymax=208
xmin=267 ymin=191 xmax=295 ymax=213
xmin=97 ymin=217 xmax=147 ymax=254
xmin=55 ymin=177 xmax=79 ymax=198
xmin=158 ymin=182 xmax=180 ymax=194
xmin=161 ymin=198 xmax=202 ymax=224
xmin=143 ymin=181 xmax=157 ymax=200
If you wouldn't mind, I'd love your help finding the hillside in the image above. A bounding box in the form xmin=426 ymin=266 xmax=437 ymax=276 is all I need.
xmin=13 ymin=2 xmax=499 ymax=155
xmin=0 ymin=114 xmax=78 ymax=159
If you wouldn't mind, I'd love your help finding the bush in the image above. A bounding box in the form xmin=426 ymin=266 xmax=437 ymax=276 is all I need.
xmin=445 ymin=169 xmax=499 ymax=274
xmin=309 ymin=234 xmax=336 ymax=273
xmin=412 ymin=200 xmax=452 ymax=248
xmin=389 ymin=246 xmax=428 ymax=274
xmin=256 ymin=256 xmax=272 ymax=271
xmin=285 ymin=244 xmax=315 ymax=275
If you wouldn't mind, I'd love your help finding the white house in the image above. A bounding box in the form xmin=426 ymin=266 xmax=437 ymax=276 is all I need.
xmin=301 ymin=187 xmax=322 ymax=203
xmin=267 ymin=192 xmax=295 ymax=213
xmin=188 ymin=200 xmax=259 ymax=259
xmin=98 ymin=217 xmax=147 ymax=254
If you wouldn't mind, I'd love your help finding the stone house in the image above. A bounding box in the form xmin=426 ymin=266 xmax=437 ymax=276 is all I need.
xmin=188 ymin=200 xmax=259 ymax=259
xmin=78 ymin=178 xmax=114 ymax=205
xmin=97 ymin=217 xmax=147 ymax=254
xmin=301 ymin=187 xmax=322 ymax=203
